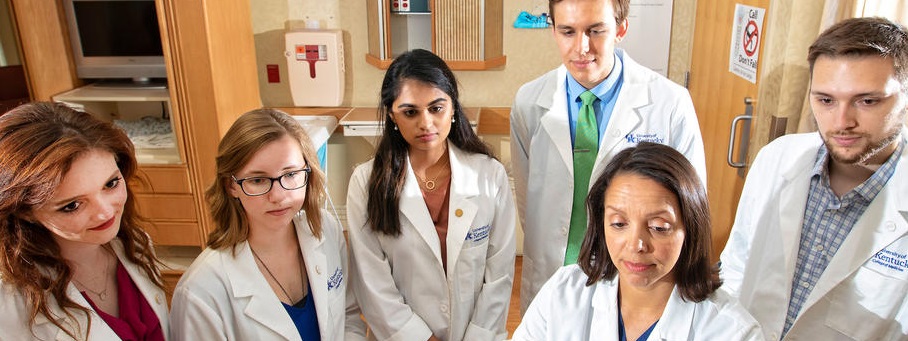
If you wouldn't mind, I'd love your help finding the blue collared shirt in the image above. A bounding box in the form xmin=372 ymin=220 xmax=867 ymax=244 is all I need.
xmin=566 ymin=51 xmax=625 ymax=147
xmin=782 ymin=137 xmax=904 ymax=337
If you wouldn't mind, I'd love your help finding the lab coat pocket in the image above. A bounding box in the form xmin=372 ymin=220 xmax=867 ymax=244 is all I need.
xmin=317 ymin=266 xmax=343 ymax=319
xmin=457 ymin=235 xmax=490 ymax=301
xmin=825 ymin=264 xmax=907 ymax=340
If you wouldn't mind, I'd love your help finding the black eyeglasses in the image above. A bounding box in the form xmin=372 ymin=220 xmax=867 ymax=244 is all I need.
xmin=231 ymin=168 xmax=311 ymax=196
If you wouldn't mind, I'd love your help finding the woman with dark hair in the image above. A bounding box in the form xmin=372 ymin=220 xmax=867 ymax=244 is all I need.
xmin=170 ymin=109 xmax=367 ymax=340
xmin=346 ymin=49 xmax=516 ymax=341
xmin=513 ymin=142 xmax=762 ymax=340
xmin=0 ymin=102 xmax=168 ymax=340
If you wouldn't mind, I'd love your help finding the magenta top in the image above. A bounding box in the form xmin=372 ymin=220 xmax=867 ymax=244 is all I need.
xmin=80 ymin=262 xmax=165 ymax=341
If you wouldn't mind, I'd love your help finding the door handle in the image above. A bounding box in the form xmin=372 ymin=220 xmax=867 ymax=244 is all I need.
xmin=727 ymin=97 xmax=755 ymax=177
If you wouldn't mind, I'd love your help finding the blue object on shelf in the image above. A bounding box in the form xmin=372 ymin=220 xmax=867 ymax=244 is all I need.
xmin=513 ymin=11 xmax=549 ymax=29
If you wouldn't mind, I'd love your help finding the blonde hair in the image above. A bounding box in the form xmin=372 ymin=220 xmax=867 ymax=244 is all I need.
xmin=205 ymin=108 xmax=326 ymax=251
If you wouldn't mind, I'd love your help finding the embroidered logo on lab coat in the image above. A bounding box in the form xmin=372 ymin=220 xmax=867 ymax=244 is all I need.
xmin=625 ymin=133 xmax=664 ymax=144
xmin=327 ymin=268 xmax=343 ymax=290
xmin=870 ymin=248 xmax=908 ymax=276
xmin=465 ymin=224 xmax=491 ymax=243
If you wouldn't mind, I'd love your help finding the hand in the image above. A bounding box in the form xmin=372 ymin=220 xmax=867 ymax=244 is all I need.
xmin=427 ymin=336 xmax=441 ymax=341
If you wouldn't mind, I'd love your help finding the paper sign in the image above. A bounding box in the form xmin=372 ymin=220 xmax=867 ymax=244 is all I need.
xmin=729 ymin=4 xmax=765 ymax=83
xmin=619 ymin=0 xmax=674 ymax=77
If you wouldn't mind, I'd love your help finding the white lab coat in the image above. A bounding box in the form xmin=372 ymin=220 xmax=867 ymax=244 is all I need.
xmin=169 ymin=210 xmax=367 ymax=341
xmin=513 ymin=265 xmax=763 ymax=341
xmin=346 ymin=143 xmax=516 ymax=341
xmin=510 ymin=49 xmax=706 ymax=314
xmin=0 ymin=239 xmax=170 ymax=341
xmin=720 ymin=129 xmax=908 ymax=340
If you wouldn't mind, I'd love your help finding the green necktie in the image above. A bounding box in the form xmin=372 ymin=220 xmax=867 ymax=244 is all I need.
xmin=565 ymin=90 xmax=599 ymax=265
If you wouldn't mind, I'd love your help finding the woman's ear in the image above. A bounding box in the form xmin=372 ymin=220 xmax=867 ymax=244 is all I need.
xmin=226 ymin=177 xmax=242 ymax=199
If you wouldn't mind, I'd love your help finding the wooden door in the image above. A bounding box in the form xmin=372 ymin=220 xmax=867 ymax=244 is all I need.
xmin=689 ymin=0 xmax=770 ymax=261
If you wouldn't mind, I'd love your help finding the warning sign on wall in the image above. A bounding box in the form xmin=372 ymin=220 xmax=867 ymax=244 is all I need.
xmin=728 ymin=4 xmax=766 ymax=84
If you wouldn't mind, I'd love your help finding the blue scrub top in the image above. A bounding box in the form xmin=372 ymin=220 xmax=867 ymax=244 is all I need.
xmin=282 ymin=283 xmax=320 ymax=340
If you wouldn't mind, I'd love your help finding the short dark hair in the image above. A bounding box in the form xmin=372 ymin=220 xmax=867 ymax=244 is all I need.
xmin=549 ymin=0 xmax=629 ymax=26
xmin=578 ymin=142 xmax=720 ymax=302
xmin=808 ymin=17 xmax=908 ymax=85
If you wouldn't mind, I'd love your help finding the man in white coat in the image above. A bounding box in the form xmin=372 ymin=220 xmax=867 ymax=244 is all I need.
xmin=510 ymin=0 xmax=706 ymax=314
xmin=720 ymin=17 xmax=908 ymax=340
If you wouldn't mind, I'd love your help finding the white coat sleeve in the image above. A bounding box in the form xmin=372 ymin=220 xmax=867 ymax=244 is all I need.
xmin=337 ymin=215 xmax=370 ymax=341
xmin=345 ymin=166 xmax=433 ymax=341
xmin=509 ymin=95 xmax=530 ymax=237
xmin=463 ymin=163 xmax=517 ymax=341
xmin=719 ymin=142 xmax=777 ymax=297
xmin=667 ymin=89 xmax=708 ymax=186
xmin=169 ymin=285 xmax=228 ymax=341
xmin=510 ymin=268 xmax=561 ymax=341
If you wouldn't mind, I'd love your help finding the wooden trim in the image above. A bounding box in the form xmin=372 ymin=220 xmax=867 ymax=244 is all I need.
xmin=145 ymin=222 xmax=202 ymax=246
xmin=365 ymin=53 xmax=393 ymax=69
xmin=382 ymin=0 xmax=391 ymax=59
xmin=9 ymin=0 xmax=78 ymax=100
xmin=367 ymin=0 xmax=380 ymax=59
xmin=445 ymin=55 xmax=507 ymax=70
xmin=133 ymin=165 xmax=192 ymax=194
xmin=484 ymin=0 xmax=503 ymax=59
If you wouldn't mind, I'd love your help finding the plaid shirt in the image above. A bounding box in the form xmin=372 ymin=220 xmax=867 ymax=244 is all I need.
xmin=782 ymin=140 xmax=903 ymax=337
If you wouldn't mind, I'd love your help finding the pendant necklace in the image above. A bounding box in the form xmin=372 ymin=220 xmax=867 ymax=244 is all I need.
xmin=72 ymin=250 xmax=113 ymax=301
xmin=418 ymin=159 xmax=449 ymax=192
xmin=251 ymin=246 xmax=306 ymax=304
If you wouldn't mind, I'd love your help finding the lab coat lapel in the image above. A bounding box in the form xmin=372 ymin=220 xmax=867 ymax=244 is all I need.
xmin=296 ymin=216 xmax=333 ymax=340
xmin=445 ymin=145 xmax=479 ymax=276
xmin=590 ymin=279 xmax=620 ymax=341
xmin=33 ymin=283 xmax=116 ymax=340
xmin=229 ymin=243 xmax=300 ymax=340
xmin=400 ymin=155 xmax=445 ymax=268
xmin=802 ymin=144 xmax=908 ymax=313
xmin=651 ymin=286 xmax=694 ymax=341
xmin=112 ymin=241 xmax=169 ymax=336
xmin=777 ymin=154 xmax=814 ymax=279
xmin=593 ymin=62 xmax=645 ymax=177
xmin=540 ymin=66 xmax=576 ymax=175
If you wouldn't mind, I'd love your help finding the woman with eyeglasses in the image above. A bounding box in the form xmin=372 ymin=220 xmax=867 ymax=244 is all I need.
xmin=346 ymin=49 xmax=516 ymax=341
xmin=170 ymin=109 xmax=367 ymax=340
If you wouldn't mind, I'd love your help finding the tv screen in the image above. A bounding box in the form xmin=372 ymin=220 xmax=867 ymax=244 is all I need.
xmin=74 ymin=1 xmax=163 ymax=57
xmin=63 ymin=0 xmax=167 ymax=83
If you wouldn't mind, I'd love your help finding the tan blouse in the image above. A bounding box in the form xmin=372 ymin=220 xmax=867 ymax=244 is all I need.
xmin=421 ymin=175 xmax=451 ymax=272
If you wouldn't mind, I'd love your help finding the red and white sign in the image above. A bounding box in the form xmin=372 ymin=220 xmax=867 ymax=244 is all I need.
xmin=729 ymin=4 xmax=765 ymax=84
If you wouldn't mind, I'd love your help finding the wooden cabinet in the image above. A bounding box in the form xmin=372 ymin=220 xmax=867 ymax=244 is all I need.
xmin=12 ymin=0 xmax=261 ymax=249
xmin=366 ymin=0 xmax=506 ymax=70
xmin=52 ymin=86 xmax=204 ymax=246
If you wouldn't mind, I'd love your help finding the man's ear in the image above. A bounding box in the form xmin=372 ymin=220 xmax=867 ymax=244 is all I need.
xmin=615 ymin=19 xmax=629 ymax=43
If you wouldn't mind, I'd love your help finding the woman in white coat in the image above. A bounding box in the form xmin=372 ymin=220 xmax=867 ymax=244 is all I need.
xmin=346 ymin=49 xmax=516 ymax=341
xmin=513 ymin=142 xmax=762 ymax=341
xmin=0 ymin=102 xmax=169 ymax=340
xmin=170 ymin=109 xmax=367 ymax=340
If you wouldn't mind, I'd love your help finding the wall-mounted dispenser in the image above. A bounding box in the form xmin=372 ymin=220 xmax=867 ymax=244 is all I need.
xmin=285 ymin=27 xmax=344 ymax=106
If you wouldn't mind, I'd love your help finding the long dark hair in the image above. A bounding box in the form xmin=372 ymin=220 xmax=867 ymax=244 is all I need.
xmin=578 ymin=142 xmax=720 ymax=302
xmin=0 ymin=102 xmax=163 ymax=338
xmin=365 ymin=49 xmax=494 ymax=236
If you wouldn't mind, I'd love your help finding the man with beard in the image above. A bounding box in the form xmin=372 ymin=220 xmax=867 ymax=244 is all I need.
xmin=720 ymin=17 xmax=908 ymax=341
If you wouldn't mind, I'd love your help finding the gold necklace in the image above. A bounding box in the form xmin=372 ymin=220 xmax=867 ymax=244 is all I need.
xmin=417 ymin=161 xmax=449 ymax=192
xmin=72 ymin=250 xmax=113 ymax=301
xmin=251 ymin=246 xmax=306 ymax=304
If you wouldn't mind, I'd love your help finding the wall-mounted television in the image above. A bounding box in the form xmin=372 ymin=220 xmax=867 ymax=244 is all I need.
xmin=62 ymin=0 xmax=166 ymax=85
